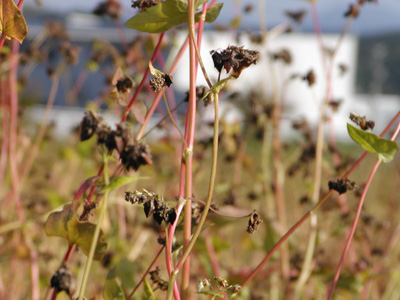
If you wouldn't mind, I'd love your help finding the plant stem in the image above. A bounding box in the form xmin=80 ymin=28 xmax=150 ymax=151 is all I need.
xmin=121 ymin=32 xmax=165 ymax=122
xmin=240 ymin=190 xmax=334 ymax=289
xmin=327 ymin=159 xmax=381 ymax=300
xmin=162 ymin=90 xmax=186 ymax=145
xmin=126 ymin=246 xmax=164 ymax=300
xmin=181 ymin=0 xmax=197 ymax=296
xmin=77 ymin=154 xmax=110 ymax=300
xmin=177 ymin=91 xmax=220 ymax=274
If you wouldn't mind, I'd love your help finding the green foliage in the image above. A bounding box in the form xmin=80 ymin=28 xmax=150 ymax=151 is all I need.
xmin=103 ymin=268 xmax=126 ymax=300
xmin=44 ymin=204 xmax=107 ymax=260
xmin=347 ymin=123 xmax=399 ymax=162
xmin=125 ymin=0 xmax=223 ymax=33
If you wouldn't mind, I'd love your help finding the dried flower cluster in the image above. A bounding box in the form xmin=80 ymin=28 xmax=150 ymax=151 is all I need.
xmin=150 ymin=73 xmax=173 ymax=92
xmin=149 ymin=266 xmax=168 ymax=291
xmin=93 ymin=0 xmax=121 ymax=19
xmin=59 ymin=42 xmax=81 ymax=65
xmin=132 ymin=0 xmax=161 ymax=11
xmin=50 ymin=265 xmax=76 ymax=296
xmin=350 ymin=112 xmax=375 ymax=130
xmin=210 ymin=45 xmax=259 ymax=78
xmin=328 ymin=178 xmax=357 ymax=194
xmin=80 ymin=111 xmax=152 ymax=171
xmin=125 ymin=190 xmax=177 ymax=225
xmin=302 ymin=69 xmax=316 ymax=86
xmin=247 ymin=211 xmax=263 ymax=234
xmin=116 ymin=76 xmax=134 ymax=93
xmin=285 ymin=10 xmax=307 ymax=24
xmin=271 ymin=49 xmax=292 ymax=65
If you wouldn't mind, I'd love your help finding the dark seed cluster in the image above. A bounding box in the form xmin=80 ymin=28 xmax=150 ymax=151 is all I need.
xmin=93 ymin=0 xmax=121 ymax=19
xmin=80 ymin=111 xmax=152 ymax=171
xmin=132 ymin=0 xmax=160 ymax=11
xmin=344 ymin=4 xmax=360 ymax=18
xmin=302 ymin=69 xmax=316 ymax=86
xmin=271 ymin=49 xmax=292 ymax=65
xmin=328 ymin=178 xmax=357 ymax=194
xmin=125 ymin=190 xmax=177 ymax=225
xmin=150 ymin=73 xmax=173 ymax=92
xmin=247 ymin=211 xmax=263 ymax=234
xmin=349 ymin=112 xmax=375 ymax=130
xmin=116 ymin=76 xmax=134 ymax=93
xmin=210 ymin=45 xmax=259 ymax=78
xmin=59 ymin=41 xmax=81 ymax=65
xmin=285 ymin=10 xmax=307 ymax=24
xmin=50 ymin=265 xmax=76 ymax=296
xmin=149 ymin=266 xmax=168 ymax=291
xmin=184 ymin=85 xmax=208 ymax=103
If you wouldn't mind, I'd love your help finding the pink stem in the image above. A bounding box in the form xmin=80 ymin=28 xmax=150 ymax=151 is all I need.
xmin=121 ymin=32 xmax=165 ymax=122
xmin=135 ymin=36 xmax=189 ymax=141
xmin=327 ymin=159 xmax=381 ymax=299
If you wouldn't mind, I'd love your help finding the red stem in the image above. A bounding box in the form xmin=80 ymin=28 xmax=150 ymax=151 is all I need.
xmin=240 ymin=111 xmax=400 ymax=289
xmin=327 ymin=159 xmax=381 ymax=299
xmin=135 ymin=36 xmax=189 ymax=141
xmin=126 ymin=246 xmax=164 ymax=300
xmin=121 ymin=32 xmax=165 ymax=122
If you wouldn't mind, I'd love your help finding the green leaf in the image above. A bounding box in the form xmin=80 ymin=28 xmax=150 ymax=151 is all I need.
xmin=143 ymin=279 xmax=155 ymax=299
xmin=101 ymin=175 xmax=143 ymax=193
xmin=347 ymin=123 xmax=399 ymax=163
xmin=103 ymin=268 xmax=126 ymax=300
xmin=0 ymin=0 xmax=28 ymax=43
xmin=44 ymin=204 xmax=107 ymax=260
xmin=125 ymin=0 xmax=223 ymax=33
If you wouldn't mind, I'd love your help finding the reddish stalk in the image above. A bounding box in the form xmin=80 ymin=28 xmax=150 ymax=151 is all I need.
xmin=327 ymin=159 xmax=381 ymax=300
xmin=205 ymin=233 xmax=220 ymax=277
xmin=240 ymin=111 xmax=400 ymax=291
xmin=67 ymin=69 xmax=89 ymax=104
xmin=0 ymin=78 xmax=9 ymax=191
xmin=181 ymin=0 xmax=197 ymax=296
xmin=126 ymin=246 xmax=164 ymax=300
xmin=8 ymin=39 xmax=24 ymax=221
xmin=121 ymin=32 xmax=165 ymax=122
xmin=135 ymin=36 xmax=189 ymax=141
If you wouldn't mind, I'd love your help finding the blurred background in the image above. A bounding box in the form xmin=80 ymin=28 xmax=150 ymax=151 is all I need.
xmin=21 ymin=0 xmax=400 ymax=139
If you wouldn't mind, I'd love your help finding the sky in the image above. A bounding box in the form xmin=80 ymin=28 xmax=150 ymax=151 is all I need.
xmin=25 ymin=0 xmax=400 ymax=36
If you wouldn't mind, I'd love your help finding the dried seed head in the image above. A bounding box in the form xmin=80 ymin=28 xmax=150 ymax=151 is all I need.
xmin=149 ymin=266 xmax=161 ymax=283
xmin=131 ymin=0 xmax=160 ymax=11
xmin=50 ymin=265 xmax=76 ymax=296
xmin=210 ymin=45 xmax=259 ymax=78
xmin=184 ymin=85 xmax=208 ymax=102
xmin=302 ymin=69 xmax=316 ymax=86
xmin=59 ymin=41 xmax=81 ymax=65
xmin=116 ymin=76 xmax=134 ymax=93
xmin=271 ymin=49 xmax=292 ymax=65
xmin=285 ymin=10 xmax=307 ymax=24
xmin=349 ymin=112 xmax=375 ymax=130
xmin=150 ymin=73 xmax=173 ymax=92
xmin=120 ymin=142 xmax=152 ymax=171
xmin=344 ymin=4 xmax=360 ymax=18
xmin=93 ymin=0 xmax=121 ymax=19
xmin=80 ymin=111 xmax=101 ymax=141
xmin=328 ymin=178 xmax=358 ymax=194
xmin=328 ymin=99 xmax=343 ymax=112
xmin=247 ymin=211 xmax=263 ymax=234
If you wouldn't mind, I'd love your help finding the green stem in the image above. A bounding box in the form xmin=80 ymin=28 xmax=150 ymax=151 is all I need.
xmin=162 ymin=90 xmax=186 ymax=146
xmin=78 ymin=154 xmax=110 ymax=300
xmin=177 ymin=91 xmax=219 ymax=272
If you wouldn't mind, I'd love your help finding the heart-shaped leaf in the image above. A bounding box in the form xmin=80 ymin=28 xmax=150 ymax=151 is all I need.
xmin=103 ymin=268 xmax=126 ymax=300
xmin=44 ymin=204 xmax=107 ymax=260
xmin=0 ymin=0 xmax=28 ymax=43
xmin=125 ymin=0 xmax=223 ymax=33
xmin=347 ymin=123 xmax=399 ymax=163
